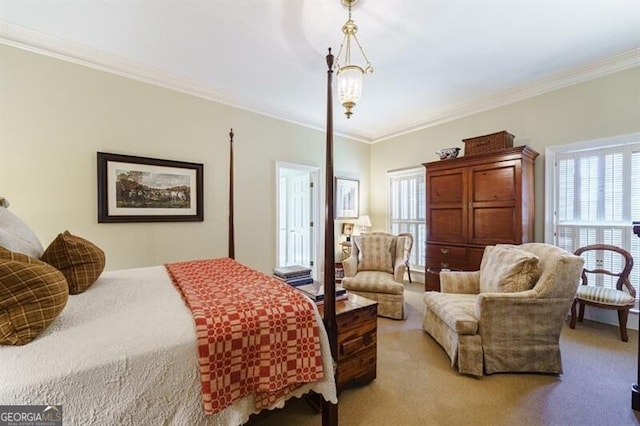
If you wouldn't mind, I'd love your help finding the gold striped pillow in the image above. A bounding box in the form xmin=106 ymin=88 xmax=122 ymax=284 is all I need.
xmin=0 ymin=256 xmax=69 ymax=345
xmin=41 ymin=231 xmax=105 ymax=295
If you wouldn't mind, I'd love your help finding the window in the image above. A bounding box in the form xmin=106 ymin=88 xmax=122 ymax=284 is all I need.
xmin=546 ymin=133 xmax=640 ymax=304
xmin=388 ymin=167 xmax=425 ymax=269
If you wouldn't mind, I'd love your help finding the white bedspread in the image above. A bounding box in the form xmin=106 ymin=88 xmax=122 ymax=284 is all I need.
xmin=0 ymin=266 xmax=337 ymax=425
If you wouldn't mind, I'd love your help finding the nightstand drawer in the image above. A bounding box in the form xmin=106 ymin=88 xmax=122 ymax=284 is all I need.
xmin=336 ymin=304 xmax=377 ymax=334
xmin=336 ymin=346 xmax=377 ymax=390
xmin=340 ymin=328 xmax=376 ymax=358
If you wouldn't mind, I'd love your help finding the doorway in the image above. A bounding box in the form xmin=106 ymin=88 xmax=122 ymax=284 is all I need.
xmin=276 ymin=162 xmax=320 ymax=278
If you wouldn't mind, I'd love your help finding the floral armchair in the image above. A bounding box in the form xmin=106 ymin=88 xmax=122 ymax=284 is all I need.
xmin=342 ymin=232 xmax=409 ymax=319
xmin=422 ymin=243 xmax=585 ymax=376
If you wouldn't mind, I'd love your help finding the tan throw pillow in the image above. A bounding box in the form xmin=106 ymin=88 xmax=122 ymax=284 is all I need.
xmin=41 ymin=231 xmax=106 ymax=295
xmin=0 ymin=257 xmax=69 ymax=345
xmin=355 ymin=234 xmax=395 ymax=273
xmin=479 ymin=245 xmax=539 ymax=293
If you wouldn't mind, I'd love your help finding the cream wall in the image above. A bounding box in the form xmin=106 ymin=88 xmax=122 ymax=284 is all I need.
xmin=0 ymin=45 xmax=369 ymax=273
xmin=370 ymin=67 xmax=640 ymax=242
xmin=2 ymin=43 xmax=637 ymax=275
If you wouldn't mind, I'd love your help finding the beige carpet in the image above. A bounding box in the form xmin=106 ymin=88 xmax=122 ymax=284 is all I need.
xmin=250 ymin=282 xmax=640 ymax=426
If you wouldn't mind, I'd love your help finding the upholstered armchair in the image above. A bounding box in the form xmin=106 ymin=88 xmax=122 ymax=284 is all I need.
xmin=422 ymin=243 xmax=585 ymax=376
xmin=342 ymin=232 xmax=409 ymax=319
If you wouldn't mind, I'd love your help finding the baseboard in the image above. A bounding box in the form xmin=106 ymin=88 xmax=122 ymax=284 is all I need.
xmin=406 ymin=270 xmax=425 ymax=284
xmin=581 ymin=308 xmax=639 ymax=331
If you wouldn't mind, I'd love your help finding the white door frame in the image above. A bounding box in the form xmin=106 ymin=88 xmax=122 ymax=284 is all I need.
xmin=275 ymin=161 xmax=321 ymax=279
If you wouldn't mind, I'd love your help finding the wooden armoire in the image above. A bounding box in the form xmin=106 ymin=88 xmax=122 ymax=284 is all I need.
xmin=423 ymin=146 xmax=539 ymax=291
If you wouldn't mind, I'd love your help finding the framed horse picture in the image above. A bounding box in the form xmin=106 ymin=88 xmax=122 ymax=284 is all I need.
xmin=97 ymin=152 xmax=203 ymax=223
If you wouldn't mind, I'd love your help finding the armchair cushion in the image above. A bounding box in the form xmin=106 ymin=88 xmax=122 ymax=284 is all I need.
xmin=341 ymin=271 xmax=404 ymax=295
xmin=575 ymin=286 xmax=634 ymax=307
xmin=479 ymin=245 xmax=539 ymax=293
xmin=423 ymin=293 xmax=478 ymax=335
xmin=355 ymin=234 xmax=395 ymax=273
xmin=440 ymin=271 xmax=480 ymax=294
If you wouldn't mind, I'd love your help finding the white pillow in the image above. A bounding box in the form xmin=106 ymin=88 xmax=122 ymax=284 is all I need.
xmin=0 ymin=205 xmax=44 ymax=258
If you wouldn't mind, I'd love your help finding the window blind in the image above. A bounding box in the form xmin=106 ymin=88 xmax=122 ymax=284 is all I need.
xmin=554 ymin=141 xmax=640 ymax=300
xmin=388 ymin=167 xmax=426 ymax=269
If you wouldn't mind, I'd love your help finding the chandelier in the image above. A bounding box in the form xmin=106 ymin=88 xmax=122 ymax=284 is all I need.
xmin=334 ymin=0 xmax=373 ymax=119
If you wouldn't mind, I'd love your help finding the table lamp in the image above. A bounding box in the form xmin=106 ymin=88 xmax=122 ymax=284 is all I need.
xmin=357 ymin=215 xmax=372 ymax=234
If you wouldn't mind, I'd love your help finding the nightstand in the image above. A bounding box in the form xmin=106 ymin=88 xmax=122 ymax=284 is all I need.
xmin=319 ymin=293 xmax=377 ymax=393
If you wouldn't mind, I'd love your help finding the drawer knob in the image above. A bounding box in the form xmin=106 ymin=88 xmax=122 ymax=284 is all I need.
xmin=440 ymin=248 xmax=449 ymax=254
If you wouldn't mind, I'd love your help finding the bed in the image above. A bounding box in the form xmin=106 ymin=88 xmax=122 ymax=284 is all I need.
xmin=0 ymin=264 xmax=336 ymax=425
xmin=0 ymin=100 xmax=342 ymax=425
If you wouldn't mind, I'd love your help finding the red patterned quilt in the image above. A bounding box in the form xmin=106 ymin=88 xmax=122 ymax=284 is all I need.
xmin=165 ymin=258 xmax=324 ymax=414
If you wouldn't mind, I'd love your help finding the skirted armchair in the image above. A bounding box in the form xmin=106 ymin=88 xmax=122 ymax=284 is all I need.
xmin=423 ymin=243 xmax=585 ymax=376
xmin=342 ymin=232 xmax=409 ymax=319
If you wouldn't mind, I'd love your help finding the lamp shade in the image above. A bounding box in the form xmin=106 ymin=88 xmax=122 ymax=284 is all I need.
xmin=357 ymin=215 xmax=372 ymax=228
xmin=337 ymin=65 xmax=364 ymax=118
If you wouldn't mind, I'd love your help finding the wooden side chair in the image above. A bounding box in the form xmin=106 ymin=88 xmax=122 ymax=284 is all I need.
xmin=570 ymin=244 xmax=635 ymax=342
xmin=398 ymin=232 xmax=414 ymax=283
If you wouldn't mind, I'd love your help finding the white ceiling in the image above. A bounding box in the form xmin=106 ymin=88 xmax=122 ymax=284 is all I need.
xmin=1 ymin=1 xmax=639 ymax=143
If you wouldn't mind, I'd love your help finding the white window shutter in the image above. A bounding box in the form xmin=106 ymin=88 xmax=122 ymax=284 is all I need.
xmin=553 ymin=139 xmax=640 ymax=300
xmin=388 ymin=168 xmax=426 ymax=269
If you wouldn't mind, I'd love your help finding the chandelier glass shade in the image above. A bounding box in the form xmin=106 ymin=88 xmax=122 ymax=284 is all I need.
xmin=334 ymin=0 xmax=372 ymax=118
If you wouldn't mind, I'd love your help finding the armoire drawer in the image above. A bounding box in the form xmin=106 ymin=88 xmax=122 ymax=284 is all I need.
xmin=425 ymin=256 xmax=467 ymax=271
xmin=426 ymin=244 xmax=467 ymax=263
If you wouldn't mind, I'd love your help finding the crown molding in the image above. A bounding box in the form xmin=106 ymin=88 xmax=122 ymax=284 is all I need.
xmin=371 ymin=48 xmax=640 ymax=143
xmin=1 ymin=21 xmax=637 ymax=145
xmin=0 ymin=21 xmax=371 ymax=144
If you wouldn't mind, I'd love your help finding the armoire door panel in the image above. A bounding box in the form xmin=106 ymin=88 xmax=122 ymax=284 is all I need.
xmin=428 ymin=173 xmax=464 ymax=204
xmin=472 ymin=165 xmax=516 ymax=202
xmin=470 ymin=207 xmax=518 ymax=243
xmin=429 ymin=209 xmax=465 ymax=242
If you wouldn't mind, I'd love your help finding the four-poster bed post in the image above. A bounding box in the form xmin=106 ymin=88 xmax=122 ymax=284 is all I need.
xmin=229 ymin=129 xmax=235 ymax=259
xmin=226 ymin=51 xmax=339 ymax=424
xmin=322 ymin=47 xmax=339 ymax=426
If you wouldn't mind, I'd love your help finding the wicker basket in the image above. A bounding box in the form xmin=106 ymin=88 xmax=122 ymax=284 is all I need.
xmin=462 ymin=131 xmax=514 ymax=156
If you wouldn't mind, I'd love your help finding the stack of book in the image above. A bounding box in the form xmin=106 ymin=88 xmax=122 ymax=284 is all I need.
xmin=295 ymin=281 xmax=348 ymax=305
xmin=273 ymin=265 xmax=314 ymax=286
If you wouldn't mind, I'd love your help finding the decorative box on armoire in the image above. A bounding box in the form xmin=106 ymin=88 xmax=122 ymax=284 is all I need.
xmin=423 ymin=145 xmax=539 ymax=292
